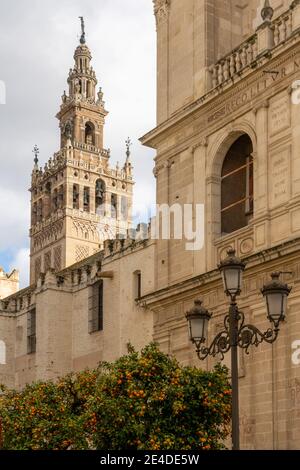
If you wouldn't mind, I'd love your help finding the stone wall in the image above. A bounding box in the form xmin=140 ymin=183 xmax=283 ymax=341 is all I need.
xmin=0 ymin=234 xmax=155 ymax=389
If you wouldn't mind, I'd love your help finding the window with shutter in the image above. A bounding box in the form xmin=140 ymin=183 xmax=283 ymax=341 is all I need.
xmin=88 ymin=281 xmax=103 ymax=333
xmin=133 ymin=270 xmax=142 ymax=299
xmin=221 ymin=135 xmax=253 ymax=235
xmin=27 ymin=309 xmax=36 ymax=354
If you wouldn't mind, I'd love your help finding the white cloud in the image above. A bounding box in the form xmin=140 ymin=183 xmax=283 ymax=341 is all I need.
xmin=0 ymin=0 xmax=157 ymax=285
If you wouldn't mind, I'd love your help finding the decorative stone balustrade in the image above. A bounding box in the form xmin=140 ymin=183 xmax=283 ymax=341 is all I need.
xmin=209 ymin=35 xmax=258 ymax=89
xmin=73 ymin=141 xmax=110 ymax=157
xmin=273 ymin=9 xmax=293 ymax=46
xmin=209 ymin=3 xmax=299 ymax=90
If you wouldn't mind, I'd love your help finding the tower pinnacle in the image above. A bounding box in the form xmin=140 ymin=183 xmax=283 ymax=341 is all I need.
xmin=125 ymin=137 xmax=132 ymax=161
xmin=79 ymin=16 xmax=86 ymax=44
xmin=32 ymin=144 xmax=39 ymax=170
xmin=124 ymin=137 xmax=133 ymax=176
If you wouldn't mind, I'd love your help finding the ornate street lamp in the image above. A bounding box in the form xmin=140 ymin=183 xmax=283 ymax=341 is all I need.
xmin=261 ymin=272 xmax=291 ymax=327
xmin=186 ymin=248 xmax=292 ymax=451
xmin=218 ymin=248 xmax=246 ymax=298
xmin=186 ymin=300 xmax=212 ymax=350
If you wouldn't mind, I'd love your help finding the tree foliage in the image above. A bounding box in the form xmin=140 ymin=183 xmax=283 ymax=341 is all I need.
xmin=0 ymin=343 xmax=231 ymax=450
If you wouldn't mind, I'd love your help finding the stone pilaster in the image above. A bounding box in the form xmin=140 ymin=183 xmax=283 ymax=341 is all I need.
xmin=153 ymin=0 xmax=170 ymax=123
xmin=290 ymin=86 xmax=300 ymax=196
xmin=153 ymin=159 xmax=171 ymax=289
xmin=192 ymin=139 xmax=207 ymax=276
xmin=253 ymin=101 xmax=269 ymax=216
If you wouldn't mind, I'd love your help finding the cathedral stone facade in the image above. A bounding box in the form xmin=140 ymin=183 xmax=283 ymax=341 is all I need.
xmin=140 ymin=0 xmax=300 ymax=450
xmin=1 ymin=0 xmax=300 ymax=450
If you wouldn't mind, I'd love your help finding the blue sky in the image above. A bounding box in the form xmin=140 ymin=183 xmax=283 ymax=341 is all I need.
xmin=0 ymin=0 xmax=156 ymax=287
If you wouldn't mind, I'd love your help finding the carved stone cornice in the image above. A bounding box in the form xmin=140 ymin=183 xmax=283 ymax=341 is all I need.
xmin=153 ymin=160 xmax=171 ymax=178
xmin=253 ymin=100 xmax=269 ymax=115
xmin=141 ymin=29 xmax=300 ymax=149
xmin=192 ymin=138 xmax=208 ymax=152
xmin=153 ymin=0 xmax=170 ymax=27
xmin=139 ymin=236 xmax=300 ymax=309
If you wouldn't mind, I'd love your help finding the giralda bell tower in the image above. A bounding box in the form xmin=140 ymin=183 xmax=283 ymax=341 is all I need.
xmin=29 ymin=18 xmax=134 ymax=284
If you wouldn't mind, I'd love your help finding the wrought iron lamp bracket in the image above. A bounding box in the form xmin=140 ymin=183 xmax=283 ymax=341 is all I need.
xmin=194 ymin=308 xmax=280 ymax=361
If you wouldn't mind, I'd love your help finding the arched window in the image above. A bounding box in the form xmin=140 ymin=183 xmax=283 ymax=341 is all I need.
xmin=95 ymin=179 xmax=106 ymax=215
xmin=0 ymin=340 xmax=6 ymax=365
xmin=84 ymin=187 xmax=90 ymax=212
xmin=73 ymin=184 xmax=79 ymax=210
xmin=85 ymin=122 xmax=95 ymax=145
xmin=221 ymin=135 xmax=253 ymax=235
xmin=111 ymin=193 xmax=118 ymax=218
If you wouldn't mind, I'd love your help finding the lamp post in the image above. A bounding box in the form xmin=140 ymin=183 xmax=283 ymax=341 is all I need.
xmin=186 ymin=248 xmax=291 ymax=451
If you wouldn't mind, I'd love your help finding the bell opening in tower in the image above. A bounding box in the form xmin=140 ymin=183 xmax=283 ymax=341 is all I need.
xmin=85 ymin=122 xmax=95 ymax=145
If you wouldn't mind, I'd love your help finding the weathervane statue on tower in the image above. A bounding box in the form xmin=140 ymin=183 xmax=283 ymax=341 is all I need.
xmin=126 ymin=137 xmax=132 ymax=159
xmin=32 ymin=144 xmax=39 ymax=170
xmin=79 ymin=16 xmax=86 ymax=44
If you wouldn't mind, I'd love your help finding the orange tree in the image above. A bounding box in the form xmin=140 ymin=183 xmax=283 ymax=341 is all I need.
xmin=0 ymin=369 xmax=98 ymax=450
xmin=88 ymin=343 xmax=231 ymax=450
xmin=0 ymin=343 xmax=231 ymax=450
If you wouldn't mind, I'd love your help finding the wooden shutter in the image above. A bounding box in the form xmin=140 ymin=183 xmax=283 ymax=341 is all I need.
xmin=88 ymin=281 xmax=103 ymax=333
xmin=221 ymin=135 xmax=253 ymax=234
xmin=27 ymin=309 xmax=36 ymax=354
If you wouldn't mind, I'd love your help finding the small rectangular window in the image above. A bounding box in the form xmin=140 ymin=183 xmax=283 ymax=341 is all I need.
xmin=88 ymin=281 xmax=104 ymax=333
xmin=134 ymin=271 xmax=142 ymax=299
xmin=27 ymin=309 xmax=36 ymax=354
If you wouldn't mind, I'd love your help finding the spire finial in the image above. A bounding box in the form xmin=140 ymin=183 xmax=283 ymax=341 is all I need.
xmin=79 ymin=16 xmax=86 ymax=44
xmin=33 ymin=145 xmax=39 ymax=170
xmin=126 ymin=137 xmax=132 ymax=160
xmin=261 ymin=0 xmax=274 ymax=22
